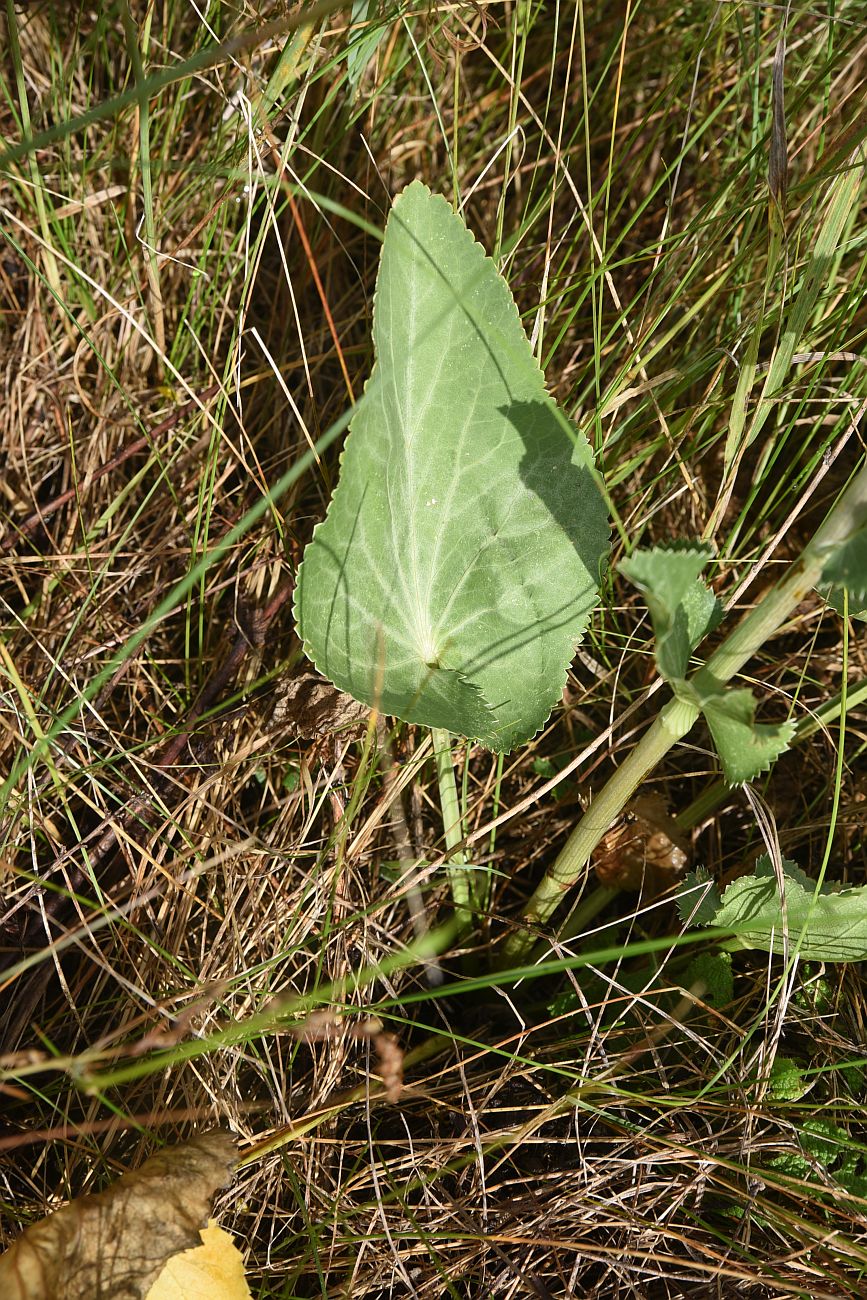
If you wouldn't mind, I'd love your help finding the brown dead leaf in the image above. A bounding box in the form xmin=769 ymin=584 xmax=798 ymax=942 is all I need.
xmin=592 ymin=794 xmax=690 ymax=893
xmin=267 ymin=672 xmax=369 ymax=739
xmin=372 ymin=1030 xmax=404 ymax=1104
xmin=289 ymin=1011 xmax=404 ymax=1102
xmin=0 ymin=1131 xmax=237 ymax=1300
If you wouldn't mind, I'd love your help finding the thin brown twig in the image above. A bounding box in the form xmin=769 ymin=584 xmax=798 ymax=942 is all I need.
xmin=262 ymin=131 xmax=356 ymax=406
xmin=0 ymin=1104 xmax=269 ymax=1154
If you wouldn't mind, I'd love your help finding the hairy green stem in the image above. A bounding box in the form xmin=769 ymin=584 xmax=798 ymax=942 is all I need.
xmin=526 ymin=667 xmax=867 ymax=967
xmin=503 ymin=461 xmax=867 ymax=965
xmin=503 ymin=696 xmax=700 ymax=958
xmin=431 ymin=728 xmax=473 ymax=932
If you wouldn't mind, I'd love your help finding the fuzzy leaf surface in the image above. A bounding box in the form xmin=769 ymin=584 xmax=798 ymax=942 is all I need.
xmin=295 ymin=181 xmax=609 ymax=750
xmin=681 ymin=855 xmax=867 ymax=962
xmin=703 ymin=688 xmax=796 ymax=785
xmin=619 ymin=546 xmax=719 ymax=683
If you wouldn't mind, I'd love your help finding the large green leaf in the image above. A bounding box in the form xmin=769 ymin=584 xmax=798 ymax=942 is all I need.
xmin=816 ymin=485 xmax=867 ymax=618
xmin=679 ymin=855 xmax=867 ymax=962
xmin=295 ymin=181 xmax=609 ymax=751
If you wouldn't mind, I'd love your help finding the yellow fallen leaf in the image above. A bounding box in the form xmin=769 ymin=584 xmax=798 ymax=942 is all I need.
xmin=0 ymin=1131 xmax=238 ymax=1300
xmin=146 ymin=1220 xmax=251 ymax=1299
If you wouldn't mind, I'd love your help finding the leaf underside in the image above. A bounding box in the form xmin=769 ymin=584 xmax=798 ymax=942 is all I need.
xmin=295 ymin=181 xmax=609 ymax=751
xmin=681 ymin=855 xmax=867 ymax=962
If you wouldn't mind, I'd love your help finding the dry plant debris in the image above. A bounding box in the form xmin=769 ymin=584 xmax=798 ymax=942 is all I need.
xmin=592 ymin=792 xmax=691 ymax=893
xmin=0 ymin=1132 xmax=243 ymax=1299
xmin=267 ymin=672 xmax=370 ymax=739
xmin=290 ymin=1010 xmax=404 ymax=1103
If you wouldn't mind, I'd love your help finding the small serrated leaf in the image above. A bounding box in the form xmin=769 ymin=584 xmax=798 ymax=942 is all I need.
xmin=753 ymin=853 xmax=819 ymax=892
xmin=820 ymin=528 xmax=867 ymax=605
xmin=703 ymin=688 xmax=796 ymax=785
xmin=619 ymin=546 xmax=720 ymax=682
xmin=676 ymin=869 xmax=721 ymax=925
